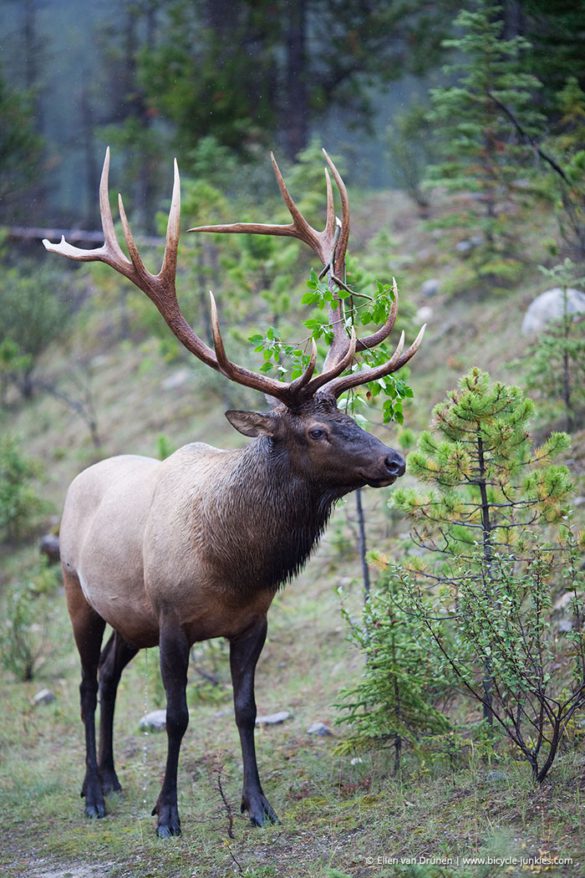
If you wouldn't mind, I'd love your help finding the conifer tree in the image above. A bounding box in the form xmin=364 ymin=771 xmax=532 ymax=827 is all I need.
xmin=337 ymin=573 xmax=450 ymax=773
xmin=426 ymin=0 xmax=544 ymax=281
xmin=392 ymin=369 xmax=584 ymax=782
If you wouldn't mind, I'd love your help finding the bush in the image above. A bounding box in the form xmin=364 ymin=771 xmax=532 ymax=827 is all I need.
xmin=0 ymin=562 xmax=61 ymax=682
xmin=0 ymin=436 xmax=47 ymax=542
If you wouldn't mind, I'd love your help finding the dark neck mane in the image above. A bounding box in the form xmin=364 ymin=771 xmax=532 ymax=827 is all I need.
xmin=202 ymin=438 xmax=336 ymax=595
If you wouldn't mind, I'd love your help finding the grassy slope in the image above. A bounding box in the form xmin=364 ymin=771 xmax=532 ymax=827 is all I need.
xmin=1 ymin=190 xmax=584 ymax=878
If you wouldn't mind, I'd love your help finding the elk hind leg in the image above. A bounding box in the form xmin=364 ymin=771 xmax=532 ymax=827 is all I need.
xmin=230 ymin=616 xmax=279 ymax=826
xmin=98 ymin=631 xmax=138 ymax=794
xmin=65 ymin=571 xmax=107 ymax=818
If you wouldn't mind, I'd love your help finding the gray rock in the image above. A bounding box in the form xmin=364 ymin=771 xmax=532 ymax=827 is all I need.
xmin=161 ymin=368 xmax=191 ymax=391
xmin=485 ymin=769 xmax=508 ymax=783
xmin=554 ymin=592 xmax=574 ymax=611
xmin=255 ymin=710 xmax=291 ymax=726
xmin=521 ymin=287 xmax=585 ymax=335
xmin=139 ymin=709 xmax=167 ymax=732
xmin=416 ymin=305 xmax=433 ymax=323
xmin=455 ymin=235 xmax=483 ymax=255
xmin=32 ymin=688 xmax=56 ymax=706
xmin=39 ymin=534 xmax=60 ymax=563
xmin=558 ymin=619 xmax=574 ymax=633
xmin=307 ymin=721 xmax=333 ymax=736
xmin=420 ymin=278 xmax=440 ymax=298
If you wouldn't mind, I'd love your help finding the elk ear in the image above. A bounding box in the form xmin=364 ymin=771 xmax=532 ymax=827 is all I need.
xmin=225 ymin=410 xmax=277 ymax=438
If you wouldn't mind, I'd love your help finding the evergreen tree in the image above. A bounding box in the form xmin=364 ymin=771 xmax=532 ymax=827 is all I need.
xmin=337 ymin=572 xmax=450 ymax=772
xmin=392 ymin=369 xmax=584 ymax=782
xmin=549 ymin=77 xmax=585 ymax=261
xmin=0 ymin=71 xmax=44 ymax=224
xmin=426 ymin=0 xmax=544 ymax=282
xmin=138 ymin=0 xmax=458 ymax=161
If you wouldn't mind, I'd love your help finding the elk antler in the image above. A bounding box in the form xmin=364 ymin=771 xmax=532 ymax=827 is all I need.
xmin=42 ymin=149 xmax=353 ymax=407
xmin=44 ymin=149 xmax=423 ymax=407
xmin=190 ymin=150 xmax=424 ymax=399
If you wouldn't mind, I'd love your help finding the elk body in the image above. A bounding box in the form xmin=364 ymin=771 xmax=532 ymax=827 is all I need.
xmin=44 ymin=150 xmax=424 ymax=837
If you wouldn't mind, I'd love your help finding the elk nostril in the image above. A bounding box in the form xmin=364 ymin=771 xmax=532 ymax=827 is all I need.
xmin=385 ymin=453 xmax=406 ymax=478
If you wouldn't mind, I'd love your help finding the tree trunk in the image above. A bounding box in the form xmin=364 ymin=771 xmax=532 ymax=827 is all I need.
xmin=284 ymin=0 xmax=308 ymax=160
xmin=477 ymin=434 xmax=495 ymax=725
xmin=355 ymin=488 xmax=371 ymax=603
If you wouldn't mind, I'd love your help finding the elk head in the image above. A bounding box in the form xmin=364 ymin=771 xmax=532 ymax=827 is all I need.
xmin=43 ymin=148 xmax=424 ymax=491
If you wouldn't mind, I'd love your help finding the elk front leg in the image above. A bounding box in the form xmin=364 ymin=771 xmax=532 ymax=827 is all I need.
xmin=152 ymin=618 xmax=190 ymax=838
xmin=98 ymin=631 xmax=138 ymax=794
xmin=229 ymin=617 xmax=279 ymax=826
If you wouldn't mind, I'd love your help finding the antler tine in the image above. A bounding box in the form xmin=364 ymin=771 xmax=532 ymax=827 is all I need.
xmin=325 ymin=324 xmax=426 ymax=399
xmin=43 ymin=147 xmax=131 ymax=270
xmin=189 ymin=152 xmax=340 ymax=267
xmin=356 ymin=279 xmax=400 ymax=352
xmin=208 ymin=291 xmax=322 ymax=403
xmin=160 ymin=159 xmax=181 ymax=280
xmin=322 ymin=149 xmax=349 ymax=276
xmin=305 ymin=328 xmax=357 ymax=396
xmin=324 ymin=167 xmax=336 ymax=241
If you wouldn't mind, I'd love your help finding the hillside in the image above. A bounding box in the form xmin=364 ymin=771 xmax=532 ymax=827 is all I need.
xmin=0 ymin=183 xmax=584 ymax=878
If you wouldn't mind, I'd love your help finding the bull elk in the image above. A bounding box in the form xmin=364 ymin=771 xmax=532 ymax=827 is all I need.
xmin=43 ymin=148 xmax=424 ymax=837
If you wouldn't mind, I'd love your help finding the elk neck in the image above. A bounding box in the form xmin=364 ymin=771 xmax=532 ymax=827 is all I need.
xmin=193 ymin=436 xmax=338 ymax=596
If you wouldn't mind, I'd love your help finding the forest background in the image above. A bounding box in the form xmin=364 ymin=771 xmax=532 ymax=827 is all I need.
xmin=1 ymin=2 xmax=585 ymax=877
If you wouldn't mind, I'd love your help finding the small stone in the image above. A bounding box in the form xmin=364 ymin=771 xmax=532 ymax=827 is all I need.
xmin=455 ymin=235 xmax=482 ymax=255
xmin=558 ymin=619 xmax=574 ymax=633
xmin=554 ymin=592 xmax=574 ymax=611
xmin=420 ymin=278 xmax=440 ymax=298
xmin=32 ymin=688 xmax=56 ymax=706
xmin=161 ymin=368 xmax=190 ymax=390
xmin=350 ymin=757 xmax=364 ymax=766
xmin=307 ymin=722 xmax=333 ymax=737
xmin=39 ymin=534 xmax=60 ymax=563
xmin=485 ymin=769 xmax=508 ymax=783
xmin=416 ymin=305 xmax=433 ymax=323
xmin=574 ymin=496 xmax=585 ymax=507
xmin=255 ymin=711 xmax=291 ymax=726
xmin=139 ymin=709 xmax=167 ymax=732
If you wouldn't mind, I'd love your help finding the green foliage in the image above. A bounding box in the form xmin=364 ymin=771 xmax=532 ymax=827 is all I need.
xmin=425 ymin=0 xmax=545 ymax=278
xmin=0 ymin=70 xmax=44 ymax=223
xmin=392 ymin=368 xmax=583 ymax=783
xmin=136 ymin=1 xmax=455 ymax=161
xmin=521 ymin=260 xmax=585 ymax=431
xmin=548 ymin=77 xmax=585 ymax=260
xmin=0 ymin=436 xmax=47 ymax=543
xmin=336 ymin=571 xmax=450 ymax=769
xmin=0 ymin=561 xmax=61 ymax=682
xmin=156 ymin=434 xmax=176 ymax=460
xmin=386 ymin=102 xmax=435 ymax=214
xmin=0 ymin=262 xmax=76 ymax=399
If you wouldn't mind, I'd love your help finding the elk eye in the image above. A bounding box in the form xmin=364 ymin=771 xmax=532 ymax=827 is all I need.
xmin=309 ymin=428 xmax=326 ymax=441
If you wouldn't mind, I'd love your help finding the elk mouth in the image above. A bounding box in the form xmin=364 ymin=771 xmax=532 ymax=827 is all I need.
xmin=364 ymin=474 xmax=399 ymax=488
xmin=361 ymin=452 xmax=406 ymax=488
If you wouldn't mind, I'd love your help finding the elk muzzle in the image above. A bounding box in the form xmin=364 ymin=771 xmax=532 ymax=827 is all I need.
xmin=364 ymin=447 xmax=406 ymax=488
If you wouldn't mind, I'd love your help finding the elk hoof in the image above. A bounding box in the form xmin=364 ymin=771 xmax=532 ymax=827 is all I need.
xmin=99 ymin=768 xmax=122 ymax=795
xmin=243 ymin=793 xmax=279 ymax=827
xmin=81 ymin=776 xmax=106 ymax=819
xmin=84 ymin=801 xmax=106 ymax=819
xmin=152 ymin=801 xmax=181 ymax=838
